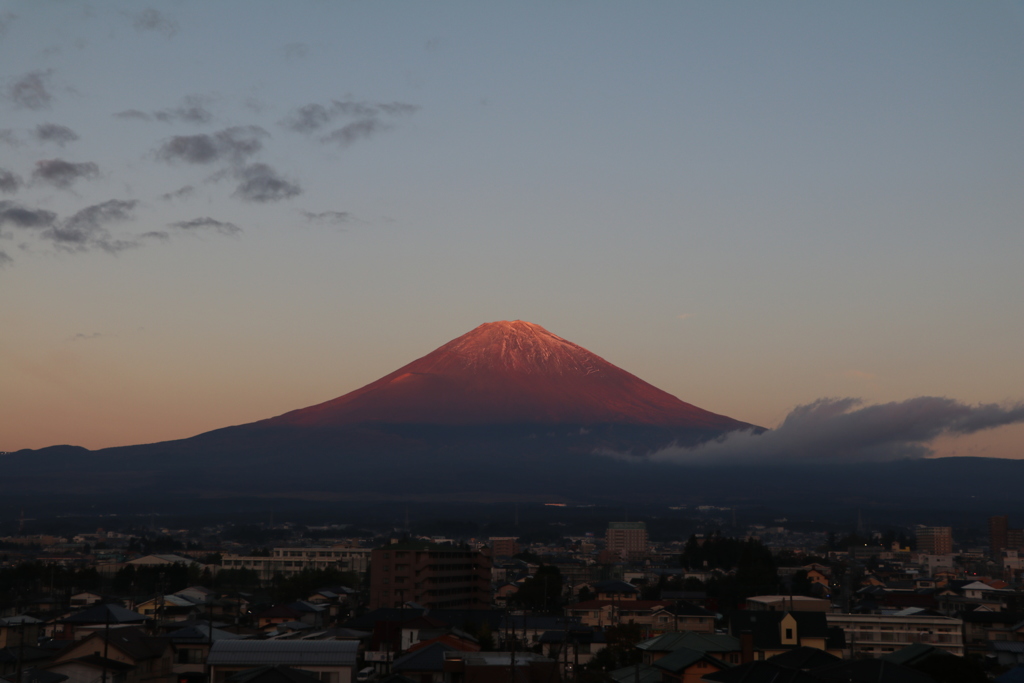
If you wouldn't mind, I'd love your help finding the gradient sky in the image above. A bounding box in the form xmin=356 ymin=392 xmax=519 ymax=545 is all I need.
xmin=2 ymin=1 xmax=1023 ymax=459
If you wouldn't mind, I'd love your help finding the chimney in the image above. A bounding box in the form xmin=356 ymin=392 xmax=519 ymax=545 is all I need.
xmin=740 ymin=630 xmax=754 ymax=664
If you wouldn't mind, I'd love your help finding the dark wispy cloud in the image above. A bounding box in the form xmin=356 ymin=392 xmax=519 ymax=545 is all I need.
xmin=301 ymin=210 xmax=351 ymax=225
xmin=154 ymin=96 xmax=211 ymax=124
xmin=34 ymin=123 xmax=79 ymax=147
xmin=612 ymin=397 xmax=1024 ymax=466
xmin=281 ymin=99 xmax=418 ymax=137
xmin=8 ymin=70 xmax=54 ymax=109
xmin=32 ymin=159 xmax=100 ymax=189
xmin=0 ymin=201 xmax=58 ymax=228
xmin=128 ymin=8 xmax=178 ymax=37
xmin=0 ymin=169 xmax=22 ymax=194
xmin=169 ymin=217 xmax=241 ymax=236
xmin=155 ymin=126 xmax=266 ymax=164
xmin=0 ymin=250 xmax=12 ymax=268
xmin=41 ymin=199 xmax=139 ymax=253
xmin=232 ymin=163 xmax=301 ymax=203
xmin=114 ymin=96 xmax=212 ymax=124
xmin=113 ymin=109 xmax=152 ymax=121
xmin=69 ymin=332 xmax=103 ymax=341
xmin=0 ymin=129 xmax=19 ymax=146
xmin=321 ymin=119 xmax=393 ymax=147
xmin=159 ymin=185 xmax=194 ymax=201
xmin=282 ymin=43 xmax=309 ymax=59
xmin=0 ymin=12 xmax=16 ymax=39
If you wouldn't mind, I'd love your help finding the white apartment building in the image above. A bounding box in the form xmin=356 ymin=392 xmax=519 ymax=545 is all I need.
xmin=826 ymin=612 xmax=964 ymax=657
xmin=221 ymin=546 xmax=370 ymax=580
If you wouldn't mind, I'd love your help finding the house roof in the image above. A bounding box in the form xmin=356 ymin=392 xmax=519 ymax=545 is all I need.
xmin=226 ymin=666 xmax=323 ymax=683
xmin=93 ymin=626 xmax=168 ymax=661
xmin=61 ymin=604 xmax=146 ymax=624
xmin=811 ymin=659 xmax=934 ymax=683
xmin=608 ymin=664 xmax=660 ymax=683
xmin=207 ymin=640 xmax=359 ymax=667
xmin=165 ymin=624 xmax=249 ymax=643
xmin=392 ymin=642 xmax=456 ymax=673
xmin=652 ymin=647 xmax=728 ymax=674
xmin=637 ymin=631 xmax=740 ymax=653
xmin=880 ymin=642 xmax=948 ymax=666
xmin=729 ymin=611 xmax=842 ymax=650
xmin=593 ymin=580 xmax=640 ymax=595
xmin=702 ymin=661 xmax=828 ymax=683
xmin=766 ymin=646 xmax=841 ymax=670
xmin=0 ymin=670 xmax=67 ymax=683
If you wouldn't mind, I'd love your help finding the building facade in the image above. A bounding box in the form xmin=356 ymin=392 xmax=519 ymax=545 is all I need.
xmin=916 ymin=526 xmax=953 ymax=556
xmin=221 ymin=546 xmax=370 ymax=580
xmin=605 ymin=522 xmax=648 ymax=561
xmin=369 ymin=540 xmax=492 ymax=610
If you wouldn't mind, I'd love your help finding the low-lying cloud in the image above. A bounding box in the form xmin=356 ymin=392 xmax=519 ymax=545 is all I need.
xmin=612 ymin=397 xmax=1024 ymax=465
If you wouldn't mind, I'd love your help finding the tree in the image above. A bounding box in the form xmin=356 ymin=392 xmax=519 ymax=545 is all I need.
xmin=509 ymin=565 xmax=562 ymax=612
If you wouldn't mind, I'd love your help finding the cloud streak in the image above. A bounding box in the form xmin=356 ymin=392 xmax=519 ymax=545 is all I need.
xmin=155 ymin=126 xmax=266 ymax=164
xmin=169 ymin=217 xmax=241 ymax=235
xmin=281 ymin=98 xmax=418 ymax=146
xmin=32 ymin=159 xmax=100 ymax=189
xmin=0 ymin=169 xmax=22 ymax=194
xmin=8 ymin=70 xmax=53 ymax=109
xmin=232 ymin=163 xmax=301 ymax=202
xmin=0 ymin=201 xmax=57 ymax=228
xmin=42 ymin=199 xmax=139 ymax=252
xmin=34 ymin=123 xmax=79 ymax=146
xmin=615 ymin=397 xmax=1024 ymax=465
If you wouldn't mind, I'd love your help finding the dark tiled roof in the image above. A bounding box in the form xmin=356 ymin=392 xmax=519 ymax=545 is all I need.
xmin=392 ymin=642 xmax=455 ymax=673
xmin=61 ymin=604 xmax=146 ymax=624
xmin=767 ymin=646 xmax=841 ymax=670
xmin=813 ymin=659 xmax=934 ymax=683
xmin=227 ymin=666 xmax=323 ymax=683
xmin=703 ymin=662 xmax=828 ymax=683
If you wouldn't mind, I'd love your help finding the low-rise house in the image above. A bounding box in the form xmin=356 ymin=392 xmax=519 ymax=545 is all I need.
xmin=729 ymin=611 xmax=845 ymax=660
xmin=207 ymin=641 xmax=359 ymax=683
xmin=48 ymin=626 xmax=172 ymax=683
xmin=650 ymin=647 xmax=728 ymax=682
xmin=441 ymin=651 xmax=561 ymax=683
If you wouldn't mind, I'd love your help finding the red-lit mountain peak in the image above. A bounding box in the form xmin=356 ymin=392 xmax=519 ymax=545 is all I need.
xmin=263 ymin=320 xmax=752 ymax=431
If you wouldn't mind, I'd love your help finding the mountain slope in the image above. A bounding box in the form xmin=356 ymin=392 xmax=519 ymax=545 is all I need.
xmin=263 ymin=320 xmax=752 ymax=431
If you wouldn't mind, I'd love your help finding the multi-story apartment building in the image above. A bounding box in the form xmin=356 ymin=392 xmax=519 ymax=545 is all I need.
xmin=916 ymin=526 xmax=953 ymax=556
xmin=605 ymin=522 xmax=648 ymax=561
xmin=488 ymin=537 xmax=520 ymax=558
xmin=826 ymin=613 xmax=964 ymax=658
xmin=369 ymin=540 xmax=492 ymax=610
xmin=221 ymin=546 xmax=370 ymax=580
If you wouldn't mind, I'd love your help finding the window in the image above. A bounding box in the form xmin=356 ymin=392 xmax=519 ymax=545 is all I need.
xmin=785 ymin=628 xmax=793 ymax=640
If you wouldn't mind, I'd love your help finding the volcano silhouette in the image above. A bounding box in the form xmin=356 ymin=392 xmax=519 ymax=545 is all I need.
xmin=262 ymin=320 xmax=752 ymax=431
xmin=4 ymin=320 xmax=758 ymax=502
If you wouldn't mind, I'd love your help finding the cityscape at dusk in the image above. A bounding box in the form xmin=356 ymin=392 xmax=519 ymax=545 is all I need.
xmin=4 ymin=5 xmax=1024 ymax=682
xmin=2 ymin=1 xmax=1023 ymax=460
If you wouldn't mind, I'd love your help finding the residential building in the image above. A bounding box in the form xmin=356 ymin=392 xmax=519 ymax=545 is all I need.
xmin=916 ymin=527 xmax=953 ymax=556
xmin=605 ymin=522 xmax=648 ymax=561
xmin=368 ymin=541 xmax=492 ymax=610
xmin=207 ymin=640 xmax=359 ymax=683
xmin=221 ymin=547 xmax=370 ymax=580
xmin=826 ymin=613 xmax=964 ymax=657
xmin=488 ymin=537 xmax=519 ymax=558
